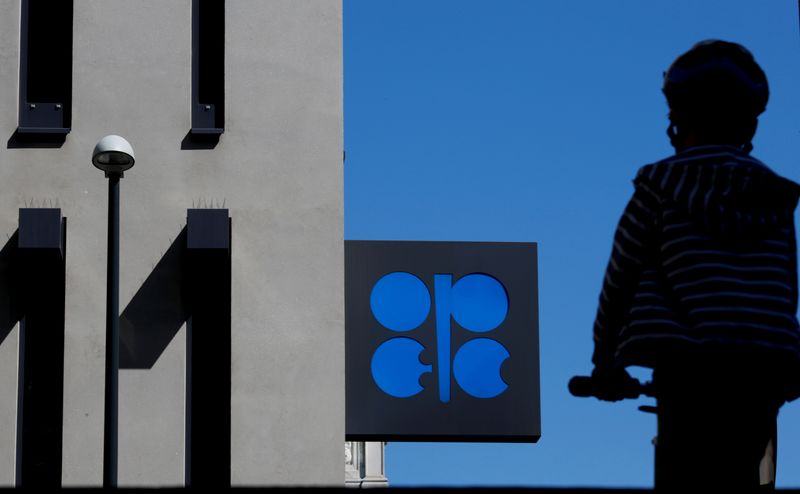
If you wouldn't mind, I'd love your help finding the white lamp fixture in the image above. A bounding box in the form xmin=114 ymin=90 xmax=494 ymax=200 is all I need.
xmin=92 ymin=135 xmax=135 ymax=176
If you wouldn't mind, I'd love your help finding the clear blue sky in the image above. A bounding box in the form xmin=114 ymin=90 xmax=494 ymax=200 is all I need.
xmin=344 ymin=1 xmax=800 ymax=487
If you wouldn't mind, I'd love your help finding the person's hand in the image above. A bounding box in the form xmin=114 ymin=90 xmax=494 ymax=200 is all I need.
xmin=591 ymin=366 xmax=640 ymax=402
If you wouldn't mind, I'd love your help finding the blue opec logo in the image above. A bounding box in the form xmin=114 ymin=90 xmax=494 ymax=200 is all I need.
xmin=369 ymin=271 xmax=510 ymax=402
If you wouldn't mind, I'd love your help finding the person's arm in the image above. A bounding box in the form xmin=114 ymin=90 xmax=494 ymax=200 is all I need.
xmin=592 ymin=178 xmax=660 ymax=370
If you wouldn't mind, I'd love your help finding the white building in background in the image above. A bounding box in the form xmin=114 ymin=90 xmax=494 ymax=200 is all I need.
xmin=0 ymin=0 xmax=385 ymax=487
xmin=346 ymin=442 xmax=388 ymax=488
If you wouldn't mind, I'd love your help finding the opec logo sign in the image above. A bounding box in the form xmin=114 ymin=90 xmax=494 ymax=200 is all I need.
xmin=370 ymin=272 xmax=509 ymax=401
xmin=346 ymin=241 xmax=540 ymax=442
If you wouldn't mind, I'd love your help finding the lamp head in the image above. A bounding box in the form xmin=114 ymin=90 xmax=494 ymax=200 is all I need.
xmin=92 ymin=135 xmax=135 ymax=177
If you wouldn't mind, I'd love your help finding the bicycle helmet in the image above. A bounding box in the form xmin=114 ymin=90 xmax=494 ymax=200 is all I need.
xmin=663 ymin=39 xmax=768 ymax=122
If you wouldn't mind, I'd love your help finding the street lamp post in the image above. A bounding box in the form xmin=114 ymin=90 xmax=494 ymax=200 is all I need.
xmin=92 ymin=135 xmax=135 ymax=488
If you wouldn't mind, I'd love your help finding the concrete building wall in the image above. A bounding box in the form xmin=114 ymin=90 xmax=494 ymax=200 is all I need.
xmin=0 ymin=0 xmax=343 ymax=486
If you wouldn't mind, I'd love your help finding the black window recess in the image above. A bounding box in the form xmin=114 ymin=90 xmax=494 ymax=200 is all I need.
xmin=191 ymin=0 xmax=225 ymax=136
xmin=18 ymin=0 xmax=73 ymax=135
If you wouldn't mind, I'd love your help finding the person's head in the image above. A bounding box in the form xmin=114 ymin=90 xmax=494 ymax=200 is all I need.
xmin=663 ymin=40 xmax=768 ymax=153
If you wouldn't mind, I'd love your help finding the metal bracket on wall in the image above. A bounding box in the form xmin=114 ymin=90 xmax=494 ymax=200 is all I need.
xmin=185 ymin=208 xmax=231 ymax=487
xmin=16 ymin=208 xmax=66 ymax=487
xmin=17 ymin=0 xmax=73 ymax=137
xmin=189 ymin=0 xmax=225 ymax=141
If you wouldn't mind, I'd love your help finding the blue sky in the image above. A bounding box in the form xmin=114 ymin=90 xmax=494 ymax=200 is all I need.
xmin=344 ymin=1 xmax=800 ymax=487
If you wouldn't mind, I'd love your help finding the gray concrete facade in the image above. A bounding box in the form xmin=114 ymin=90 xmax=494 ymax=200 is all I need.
xmin=0 ymin=0 xmax=343 ymax=486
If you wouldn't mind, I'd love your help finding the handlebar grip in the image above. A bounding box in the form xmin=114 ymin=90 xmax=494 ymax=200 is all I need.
xmin=569 ymin=375 xmax=651 ymax=399
xmin=568 ymin=376 xmax=596 ymax=397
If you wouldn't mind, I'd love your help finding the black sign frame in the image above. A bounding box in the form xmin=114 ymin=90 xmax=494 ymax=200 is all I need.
xmin=345 ymin=240 xmax=540 ymax=442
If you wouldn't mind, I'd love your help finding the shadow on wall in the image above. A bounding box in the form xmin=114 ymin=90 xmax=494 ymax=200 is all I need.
xmin=0 ymin=211 xmax=68 ymax=487
xmin=120 ymin=227 xmax=187 ymax=369
xmin=0 ymin=232 xmax=20 ymax=347
xmin=0 ymin=223 xmax=187 ymax=370
xmin=0 ymin=211 xmax=230 ymax=487
xmin=180 ymin=131 xmax=220 ymax=150
xmin=7 ymin=131 xmax=66 ymax=149
xmin=118 ymin=211 xmax=232 ymax=487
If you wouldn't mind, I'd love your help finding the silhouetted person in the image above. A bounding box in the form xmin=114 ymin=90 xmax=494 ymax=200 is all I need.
xmin=590 ymin=40 xmax=800 ymax=490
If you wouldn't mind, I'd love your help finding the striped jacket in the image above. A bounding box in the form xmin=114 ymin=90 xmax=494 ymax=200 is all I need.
xmin=592 ymin=145 xmax=800 ymax=390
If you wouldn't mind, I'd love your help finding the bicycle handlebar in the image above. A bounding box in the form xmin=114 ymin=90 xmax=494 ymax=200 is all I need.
xmin=569 ymin=375 xmax=654 ymax=399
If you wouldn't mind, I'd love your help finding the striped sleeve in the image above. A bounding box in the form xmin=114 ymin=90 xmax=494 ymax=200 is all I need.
xmin=592 ymin=179 xmax=660 ymax=369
